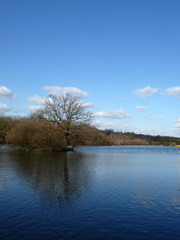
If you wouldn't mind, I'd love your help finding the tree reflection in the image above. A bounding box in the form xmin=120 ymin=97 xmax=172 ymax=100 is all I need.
xmin=5 ymin=150 xmax=95 ymax=209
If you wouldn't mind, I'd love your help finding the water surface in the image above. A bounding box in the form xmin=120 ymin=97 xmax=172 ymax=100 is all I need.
xmin=1 ymin=145 xmax=180 ymax=239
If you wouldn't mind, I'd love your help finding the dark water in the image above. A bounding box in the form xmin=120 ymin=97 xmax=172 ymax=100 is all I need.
xmin=1 ymin=145 xmax=180 ymax=240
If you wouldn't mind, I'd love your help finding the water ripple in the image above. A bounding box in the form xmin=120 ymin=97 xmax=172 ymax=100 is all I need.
xmin=1 ymin=146 xmax=180 ymax=239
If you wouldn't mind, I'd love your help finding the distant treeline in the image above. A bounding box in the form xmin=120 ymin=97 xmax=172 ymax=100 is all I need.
xmin=1 ymin=116 xmax=180 ymax=151
xmin=102 ymin=129 xmax=180 ymax=146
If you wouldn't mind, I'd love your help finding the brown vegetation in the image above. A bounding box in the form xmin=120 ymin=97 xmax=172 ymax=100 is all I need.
xmin=1 ymin=97 xmax=180 ymax=151
xmin=6 ymin=119 xmax=66 ymax=150
xmin=33 ymin=93 xmax=92 ymax=147
xmin=103 ymin=129 xmax=180 ymax=146
xmin=69 ymin=125 xmax=113 ymax=146
xmin=4 ymin=118 xmax=112 ymax=150
xmin=0 ymin=116 xmax=18 ymax=144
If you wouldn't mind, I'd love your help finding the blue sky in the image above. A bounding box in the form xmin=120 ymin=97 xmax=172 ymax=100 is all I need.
xmin=1 ymin=0 xmax=180 ymax=137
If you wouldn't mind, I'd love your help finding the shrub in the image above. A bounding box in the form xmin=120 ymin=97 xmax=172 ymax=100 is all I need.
xmin=6 ymin=119 xmax=66 ymax=150
xmin=0 ymin=116 xmax=17 ymax=144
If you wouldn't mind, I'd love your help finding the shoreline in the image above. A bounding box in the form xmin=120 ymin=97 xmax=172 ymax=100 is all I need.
xmin=0 ymin=144 xmax=74 ymax=152
xmin=1 ymin=144 xmax=180 ymax=153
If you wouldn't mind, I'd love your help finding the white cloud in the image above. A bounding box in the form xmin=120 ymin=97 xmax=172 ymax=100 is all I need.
xmin=155 ymin=116 xmax=164 ymax=120
xmin=0 ymin=86 xmax=16 ymax=100
xmin=133 ymin=86 xmax=158 ymax=98
xmin=27 ymin=95 xmax=46 ymax=104
xmin=27 ymin=95 xmax=94 ymax=110
xmin=93 ymin=109 xmax=131 ymax=119
xmin=173 ymin=119 xmax=180 ymax=132
xmin=0 ymin=103 xmax=12 ymax=113
xmin=136 ymin=106 xmax=147 ymax=112
xmin=91 ymin=120 xmax=102 ymax=127
xmin=142 ymin=114 xmax=164 ymax=120
xmin=92 ymin=120 xmax=150 ymax=134
xmin=101 ymin=122 xmax=130 ymax=131
xmin=142 ymin=114 xmax=153 ymax=120
xmin=173 ymin=121 xmax=180 ymax=134
xmin=82 ymin=102 xmax=95 ymax=108
xmin=91 ymin=120 xmax=167 ymax=136
xmin=92 ymin=120 xmax=130 ymax=131
xmin=175 ymin=123 xmax=180 ymax=128
xmin=27 ymin=105 xmax=42 ymax=112
xmin=42 ymin=86 xmax=88 ymax=98
xmin=166 ymin=86 xmax=180 ymax=97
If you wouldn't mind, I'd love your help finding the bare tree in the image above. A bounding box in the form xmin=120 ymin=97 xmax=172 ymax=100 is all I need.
xmin=33 ymin=93 xmax=92 ymax=148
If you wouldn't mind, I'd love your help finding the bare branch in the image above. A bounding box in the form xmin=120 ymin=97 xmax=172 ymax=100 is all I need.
xmin=32 ymin=93 xmax=93 ymax=146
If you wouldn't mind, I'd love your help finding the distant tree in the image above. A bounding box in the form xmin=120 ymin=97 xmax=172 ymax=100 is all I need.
xmin=32 ymin=93 xmax=92 ymax=148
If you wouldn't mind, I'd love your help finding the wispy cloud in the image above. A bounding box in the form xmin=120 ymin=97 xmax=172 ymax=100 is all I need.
xmin=155 ymin=116 xmax=164 ymax=120
xmin=142 ymin=114 xmax=153 ymax=120
xmin=91 ymin=119 xmax=102 ymax=127
xmin=173 ymin=120 xmax=180 ymax=134
xmin=0 ymin=86 xmax=17 ymax=100
xmin=93 ymin=109 xmax=131 ymax=119
xmin=175 ymin=123 xmax=180 ymax=128
xmin=135 ymin=106 xmax=147 ymax=112
xmin=27 ymin=95 xmax=94 ymax=110
xmin=27 ymin=95 xmax=46 ymax=104
xmin=91 ymin=120 xmax=165 ymax=135
xmin=92 ymin=120 xmax=131 ymax=131
xmin=27 ymin=105 xmax=42 ymax=112
xmin=173 ymin=119 xmax=180 ymax=133
xmin=133 ymin=86 xmax=158 ymax=98
xmin=166 ymin=86 xmax=180 ymax=97
xmin=42 ymin=86 xmax=88 ymax=98
xmin=0 ymin=103 xmax=12 ymax=113
xmin=142 ymin=114 xmax=164 ymax=120
xmin=82 ymin=102 xmax=95 ymax=108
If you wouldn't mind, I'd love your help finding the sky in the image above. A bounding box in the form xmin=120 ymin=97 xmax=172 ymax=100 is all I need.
xmin=0 ymin=0 xmax=180 ymax=137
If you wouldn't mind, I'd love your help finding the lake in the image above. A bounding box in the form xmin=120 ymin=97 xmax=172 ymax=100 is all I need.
xmin=1 ymin=145 xmax=180 ymax=240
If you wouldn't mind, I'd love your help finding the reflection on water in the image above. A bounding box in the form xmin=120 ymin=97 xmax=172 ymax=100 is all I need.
xmin=1 ymin=146 xmax=180 ymax=240
xmin=0 ymin=150 xmax=94 ymax=208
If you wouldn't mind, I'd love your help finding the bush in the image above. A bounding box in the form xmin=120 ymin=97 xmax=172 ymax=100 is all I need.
xmin=0 ymin=116 xmax=17 ymax=144
xmin=69 ymin=125 xmax=113 ymax=146
xmin=6 ymin=119 xmax=66 ymax=150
